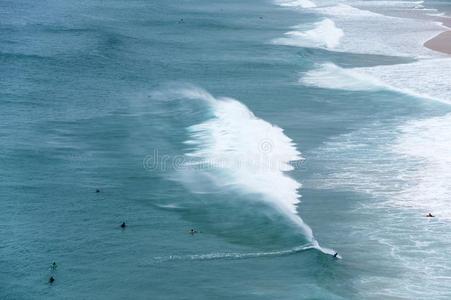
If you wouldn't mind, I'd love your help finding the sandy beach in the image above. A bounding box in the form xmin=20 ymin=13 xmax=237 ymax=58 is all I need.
xmin=424 ymin=18 xmax=451 ymax=55
xmin=424 ymin=31 xmax=451 ymax=55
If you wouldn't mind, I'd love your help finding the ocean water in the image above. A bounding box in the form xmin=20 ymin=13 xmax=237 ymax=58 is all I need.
xmin=1 ymin=0 xmax=451 ymax=299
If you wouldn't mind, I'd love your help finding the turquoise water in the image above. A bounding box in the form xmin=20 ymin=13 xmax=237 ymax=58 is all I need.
xmin=2 ymin=0 xmax=451 ymax=299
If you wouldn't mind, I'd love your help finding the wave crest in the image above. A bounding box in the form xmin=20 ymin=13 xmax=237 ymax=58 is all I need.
xmin=273 ymin=18 xmax=344 ymax=49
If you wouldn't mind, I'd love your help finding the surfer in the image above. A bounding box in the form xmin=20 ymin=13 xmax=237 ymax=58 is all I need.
xmin=51 ymin=262 xmax=57 ymax=271
xmin=120 ymin=222 xmax=127 ymax=228
xmin=189 ymin=229 xmax=198 ymax=235
xmin=426 ymin=213 xmax=435 ymax=218
xmin=333 ymin=252 xmax=339 ymax=258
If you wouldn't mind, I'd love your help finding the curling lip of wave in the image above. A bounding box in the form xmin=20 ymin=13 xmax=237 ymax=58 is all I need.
xmin=272 ymin=18 xmax=344 ymax=49
xmin=180 ymin=87 xmax=305 ymax=221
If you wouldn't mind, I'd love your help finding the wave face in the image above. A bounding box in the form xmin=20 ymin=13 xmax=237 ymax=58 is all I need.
xmin=273 ymin=18 xmax=343 ymax=49
xmin=176 ymin=87 xmax=314 ymax=237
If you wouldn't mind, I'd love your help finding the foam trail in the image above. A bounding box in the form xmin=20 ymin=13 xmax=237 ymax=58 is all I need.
xmin=167 ymin=86 xmax=335 ymax=255
xmin=275 ymin=1 xmax=443 ymax=57
xmin=151 ymin=244 xmax=318 ymax=264
xmin=273 ymin=18 xmax=343 ymax=49
xmin=300 ymin=60 xmax=451 ymax=103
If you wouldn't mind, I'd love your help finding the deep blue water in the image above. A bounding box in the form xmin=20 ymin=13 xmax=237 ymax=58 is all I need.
xmin=2 ymin=0 xmax=451 ymax=299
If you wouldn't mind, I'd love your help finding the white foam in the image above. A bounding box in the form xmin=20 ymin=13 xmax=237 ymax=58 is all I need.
xmin=275 ymin=1 xmax=443 ymax=57
xmin=352 ymin=0 xmax=425 ymax=8
xmin=300 ymin=59 xmax=451 ymax=103
xmin=307 ymin=116 xmax=451 ymax=298
xmin=307 ymin=111 xmax=451 ymax=217
xmin=273 ymin=18 xmax=343 ymax=49
xmin=151 ymin=242 xmax=338 ymax=263
xmin=152 ymin=244 xmax=317 ymax=263
xmin=300 ymin=63 xmax=388 ymax=91
xmin=356 ymin=58 xmax=451 ymax=103
xmin=316 ymin=3 xmax=384 ymax=17
xmin=427 ymin=12 xmax=447 ymax=17
xmin=275 ymin=0 xmax=316 ymax=9
xmin=392 ymin=113 xmax=451 ymax=218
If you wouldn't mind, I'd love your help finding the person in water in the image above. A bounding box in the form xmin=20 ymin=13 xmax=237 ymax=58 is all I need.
xmin=189 ymin=229 xmax=198 ymax=235
xmin=120 ymin=222 xmax=127 ymax=228
xmin=49 ymin=276 xmax=55 ymax=284
xmin=426 ymin=213 xmax=435 ymax=217
xmin=51 ymin=262 xmax=57 ymax=271
xmin=96 ymin=189 xmax=100 ymax=193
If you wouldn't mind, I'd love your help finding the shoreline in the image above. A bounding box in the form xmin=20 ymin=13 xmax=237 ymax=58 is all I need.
xmin=424 ymin=31 xmax=451 ymax=55
xmin=424 ymin=18 xmax=451 ymax=55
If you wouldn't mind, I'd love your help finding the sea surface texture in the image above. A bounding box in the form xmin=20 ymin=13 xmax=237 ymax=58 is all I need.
xmin=1 ymin=0 xmax=451 ymax=299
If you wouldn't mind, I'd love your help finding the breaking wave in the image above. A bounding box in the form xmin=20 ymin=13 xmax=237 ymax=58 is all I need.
xmin=272 ymin=18 xmax=344 ymax=49
xmin=154 ymin=86 xmax=336 ymax=255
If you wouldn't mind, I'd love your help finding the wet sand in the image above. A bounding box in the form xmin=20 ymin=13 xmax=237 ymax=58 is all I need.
xmin=424 ymin=31 xmax=451 ymax=55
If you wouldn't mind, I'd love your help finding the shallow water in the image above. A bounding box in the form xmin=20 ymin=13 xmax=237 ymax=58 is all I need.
xmin=1 ymin=0 xmax=451 ymax=299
